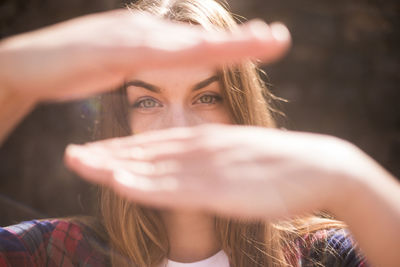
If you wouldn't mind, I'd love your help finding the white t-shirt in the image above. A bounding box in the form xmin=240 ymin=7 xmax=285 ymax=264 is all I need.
xmin=159 ymin=250 xmax=229 ymax=267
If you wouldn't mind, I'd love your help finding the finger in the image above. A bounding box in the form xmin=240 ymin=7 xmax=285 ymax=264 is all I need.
xmin=65 ymin=147 xmax=195 ymax=210
xmin=111 ymin=171 xmax=184 ymax=207
xmin=65 ymin=142 xmax=183 ymax=179
xmin=65 ymin=144 xmax=212 ymax=209
xmin=69 ymin=139 xmax=188 ymax=163
xmin=197 ymin=20 xmax=291 ymax=65
xmin=66 ymin=124 xmax=226 ymax=163
xmin=165 ymin=20 xmax=291 ymax=67
xmin=64 ymin=145 xmax=117 ymax=186
xmin=107 ymin=17 xmax=291 ymax=72
xmin=82 ymin=126 xmax=195 ymax=151
xmin=110 ymin=159 xmax=181 ymax=178
xmin=111 ymin=170 xmax=220 ymax=211
xmin=65 ymin=143 xmax=255 ymax=216
xmin=68 ymin=142 xmax=148 ymax=161
xmin=81 ymin=124 xmax=225 ymax=151
xmin=73 ymin=139 xmax=204 ymax=166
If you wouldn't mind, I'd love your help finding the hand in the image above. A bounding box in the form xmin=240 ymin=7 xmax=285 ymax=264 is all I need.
xmin=0 ymin=10 xmax=290 ymax=103
xmin=64 ymin=124 xmax=400 ymax=266
xmin=64 ymin=124 xmax=369 ymax=219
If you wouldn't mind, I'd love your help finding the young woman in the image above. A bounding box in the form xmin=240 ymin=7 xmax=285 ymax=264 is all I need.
xmin=0 ymin=0 xmax=399 ymax=266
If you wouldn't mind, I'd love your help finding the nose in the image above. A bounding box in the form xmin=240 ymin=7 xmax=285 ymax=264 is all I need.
xmin=161 ymin=105 xmax=200 ymax=129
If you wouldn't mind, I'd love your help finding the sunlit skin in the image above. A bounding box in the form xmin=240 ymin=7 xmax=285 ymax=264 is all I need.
xmin=0 ymin=9 xmax=291 ymax=144
xmin=125 ymin=67 xmax=232 ymax=262
xmin=0 ymin=7 xmax=397 ymax=266
xmin=126 ymin=68 xmax=232 ymax=133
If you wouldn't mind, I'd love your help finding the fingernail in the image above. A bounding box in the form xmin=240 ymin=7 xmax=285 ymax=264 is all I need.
xmin=270 ymin=23 xmax=290 ymax=42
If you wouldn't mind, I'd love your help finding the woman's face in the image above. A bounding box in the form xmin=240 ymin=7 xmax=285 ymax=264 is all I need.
xmin=126 ymin=67 xmax=233 ymax=133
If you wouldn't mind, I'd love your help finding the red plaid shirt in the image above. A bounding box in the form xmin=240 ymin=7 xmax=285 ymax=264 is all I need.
xmin=0 ymin=220 xmax=107 ymax=267
xmin=0 ymin=219 xmax=369 ymax=267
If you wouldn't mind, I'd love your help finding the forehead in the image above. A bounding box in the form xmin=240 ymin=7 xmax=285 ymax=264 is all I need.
xmin=128 ymin=67 xmax=218 ymax=88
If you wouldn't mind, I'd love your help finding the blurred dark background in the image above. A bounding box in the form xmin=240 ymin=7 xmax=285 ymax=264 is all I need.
xmin=0 ymin=0 xmax=399 ymax=226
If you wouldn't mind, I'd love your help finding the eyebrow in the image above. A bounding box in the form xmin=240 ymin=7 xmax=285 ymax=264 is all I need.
xmin=125 ymin=75 xmax=220 ymax=93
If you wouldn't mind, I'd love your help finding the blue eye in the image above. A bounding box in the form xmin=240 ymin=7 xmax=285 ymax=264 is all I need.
xmin=194 ymin=94 xmax=222 ymax=105
xmin=133 ymin=97 xmax=162 ymax=109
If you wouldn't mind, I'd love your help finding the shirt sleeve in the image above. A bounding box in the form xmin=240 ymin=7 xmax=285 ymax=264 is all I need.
xmin=299 ymin=228 xmax=370 ymax=267
xmin=0 ymin=219 xmax=107 ymax=267
xmin=0 ymin=220 xmax=55 ymax=266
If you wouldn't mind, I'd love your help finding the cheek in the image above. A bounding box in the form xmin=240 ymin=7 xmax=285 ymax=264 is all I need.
xmin=197 ymin=107 xmax=233 ymax=125
xmin=128 ymin=105 xmax=233 ymax=134
xmin=129 ymin=112 xmax=163 ymax=134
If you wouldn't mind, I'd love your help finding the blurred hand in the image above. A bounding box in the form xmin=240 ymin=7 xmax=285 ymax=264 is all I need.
xmin=64 ymin=124 xmax=400 ymax=267
xmin=0 ymin=9 xmax=290 ymax=103
xmin=64 ymin=124 xmax=372 ymax=219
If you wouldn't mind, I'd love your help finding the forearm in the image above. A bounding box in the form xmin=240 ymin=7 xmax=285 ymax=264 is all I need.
xmin=331 ymin=160 xmax=400 ymax=267
xmin=0 ymin=88 xmax=35 ymax=145
xmin=0 ymin=37 xmax=37 ymax=145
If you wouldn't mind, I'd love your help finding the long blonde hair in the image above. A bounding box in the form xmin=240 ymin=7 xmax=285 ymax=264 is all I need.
xmin=95 ymin=0 xmax=346 ymax=266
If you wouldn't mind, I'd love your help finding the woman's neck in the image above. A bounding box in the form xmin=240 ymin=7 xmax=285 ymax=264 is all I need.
xmin=160 ymin=209 xmax=220 ymax=263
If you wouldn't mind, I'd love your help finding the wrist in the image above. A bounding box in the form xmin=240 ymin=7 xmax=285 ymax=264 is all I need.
xmin=324 ymin=142 xmax=393 ymax=220
xmin=324 ymin=148 xmax=400 ymax=267
xmin=326 ymin=168 xmax=362 ymax=221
